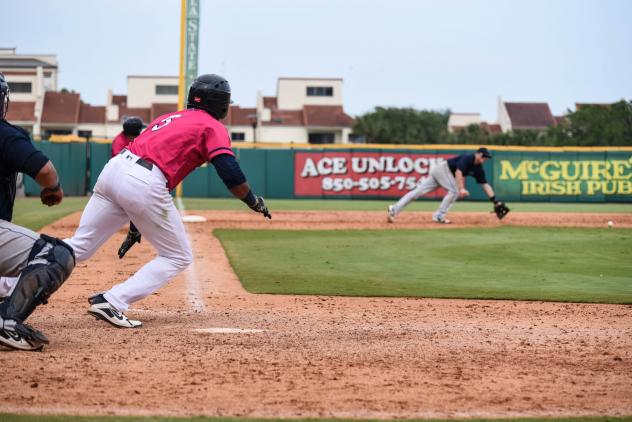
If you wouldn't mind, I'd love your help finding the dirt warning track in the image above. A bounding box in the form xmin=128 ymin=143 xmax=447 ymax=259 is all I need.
xmin=1 ymin=210 xmax=631 ymax=418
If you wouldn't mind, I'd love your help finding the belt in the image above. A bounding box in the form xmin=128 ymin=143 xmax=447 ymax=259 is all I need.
xmin=119 ymin=149 xmax=153 ymax=171
xmin=135 ymin=158 xmax=153 ymax=171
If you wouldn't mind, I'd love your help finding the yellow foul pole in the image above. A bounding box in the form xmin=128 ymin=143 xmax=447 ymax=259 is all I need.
xmin=176 ymin=0 xmax=186 ymax=198
xmin=178 ymin=0 xmax=186 ymax=111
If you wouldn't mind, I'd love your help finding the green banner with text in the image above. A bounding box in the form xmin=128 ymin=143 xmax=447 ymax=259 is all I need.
xmin=493 ymin=152 xmax=632 ymax=202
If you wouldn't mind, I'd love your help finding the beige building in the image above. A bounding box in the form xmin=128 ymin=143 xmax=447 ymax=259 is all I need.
xmin=2 ymin=53 xmax=355 ymax=144
xmin=447 ymin=113 xmax=481 ymax=133
xmin=0 ymin=48 xmax=58 ymax=135
xmin=449 ymin=98 xmax=560 ymax=135
xmin=224 ymin=77 xmax=355 ymax=144
xmin=125 ymin=76 xmax=179 ymax=108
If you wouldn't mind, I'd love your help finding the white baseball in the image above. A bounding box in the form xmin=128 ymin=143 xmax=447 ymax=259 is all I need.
xmin=607 ymin=220 xmax=614 ymax=227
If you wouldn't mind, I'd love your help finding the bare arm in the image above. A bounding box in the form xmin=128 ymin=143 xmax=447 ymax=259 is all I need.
xmin=482 ymin=183 xmax=495 ymax=199
xmin=34 ymin=161 xmax=60 ymax=189
xmin=455 ymin=170 xmax=469 ymax=198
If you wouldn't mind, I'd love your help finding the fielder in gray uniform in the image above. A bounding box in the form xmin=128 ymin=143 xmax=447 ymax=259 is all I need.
xmin=0 ymin=73 xmax=75 ymax=351
xmin=388 ymin=147 xmax=501 ymax=224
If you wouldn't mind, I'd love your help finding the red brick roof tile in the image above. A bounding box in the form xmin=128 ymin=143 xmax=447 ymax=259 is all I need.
xmin=480 ymin=122 xmax=502 ymax=134
xmin=263 ymin=96 xmax=277 ymax=109
xmin=504 ymin=102 xmax=555 ymax=130
xmin=112 ymin=95 xmax=127 ymax=107
xmin=119 ymin=107 xmax=151 ymax=124
xmin=41 ymin=92 xmax=80 ymax=124
xmin=5 ymin=101 xmax=35 ymax=122
xmin=150 ymin=103 xmax=178 ymax=121
xmin=303 ymin=105 xmax=355 ymax=127
xmin=78 ymin=102 xmax=105 ymax=124
xmin=265 ymin=109 xmax=304 ymax=126
xmin=221 ymin=106 xmax=256 ymax=126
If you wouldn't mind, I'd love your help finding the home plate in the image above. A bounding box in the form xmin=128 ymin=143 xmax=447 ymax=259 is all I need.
xmin=182 ymin=215 xmax=207 ymax=223
xmin=193 ymin=327 xmax=266 ymax=334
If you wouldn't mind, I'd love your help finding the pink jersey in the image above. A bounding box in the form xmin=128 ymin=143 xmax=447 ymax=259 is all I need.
xmin=111 ymin=132 xmax=132 ymax=157
xmin=128 ymin=109 xmax=234 ymax=190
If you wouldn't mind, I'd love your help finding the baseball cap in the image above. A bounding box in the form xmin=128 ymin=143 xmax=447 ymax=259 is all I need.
xmin=477 ymin=147 xmax=492 ymax=158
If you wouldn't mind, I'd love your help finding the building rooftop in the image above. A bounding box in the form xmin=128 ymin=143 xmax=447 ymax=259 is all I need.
xmin=5 ymin=101 xmax=35 ymax=122
xmin=504 ymin=102 xmax=556 ymax=130
xmin=41 ymin=92 xmax=80 ymax=124
xmin=0 ymin=58 xmax=57 ymax=69
xmin=79 ymin=102 xmax=106 ymax=124
xmin=303 ymin=105 xmax=355 ymax=127
xmin=278 ymin=77 xmax=343 ymax=81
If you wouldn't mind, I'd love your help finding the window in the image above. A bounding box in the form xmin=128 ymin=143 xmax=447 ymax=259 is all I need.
xmin=155 ymin=85 xmax=179 ymax=95
xmin=44 ymin=129 xmax=72 ymax=138
xmin=231 ymin=132 xmax=245 ymax=142
xmin=306 ymin=86 xmax=333 ymax=97
xmin=8 ymin=82 xmax=32 ymax=94
xmin=308 ymin=132 xmax=335 ymax=144
xmin=78 ymin=130 xmax=93 ymax=139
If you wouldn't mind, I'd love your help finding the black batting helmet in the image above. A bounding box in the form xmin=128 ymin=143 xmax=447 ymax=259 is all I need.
xmin=122 ymin=116 xmax=144 ymax=137
xmin=0 ymin=73 xmax=9 ymax=120
xmin=187 ymin=74 xmax=231 ymax=120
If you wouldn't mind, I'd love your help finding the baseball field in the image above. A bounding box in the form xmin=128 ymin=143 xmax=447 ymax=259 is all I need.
xmin=1 ymin=197 xmax=631 ymax=421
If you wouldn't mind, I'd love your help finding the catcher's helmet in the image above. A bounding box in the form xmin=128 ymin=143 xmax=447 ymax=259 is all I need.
xmin=187 ymin=74 xmax=231 ymax=120
xmin=122 ymin=116 xmax=145 ymax=137
xmin=0 ymin=73 xmax=9 ymax=120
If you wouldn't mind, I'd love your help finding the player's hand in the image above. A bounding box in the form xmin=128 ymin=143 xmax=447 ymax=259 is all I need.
xmin=118 ymin=228 xmax=142 ymax=259
xmin=40 ymin=183 xmax=63 ymax=206
xmin=459 ymin=188 xmax=470 ymax=199
xmin=250 ymin=196 xmax=272 ymax=219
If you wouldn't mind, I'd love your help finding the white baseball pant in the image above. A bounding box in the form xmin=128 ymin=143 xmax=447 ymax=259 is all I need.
xmin=65 ymin=150 xmax=192 ymax=312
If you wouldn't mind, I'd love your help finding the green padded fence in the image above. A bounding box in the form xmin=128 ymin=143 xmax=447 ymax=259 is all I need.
xmin=23 ymin=141 xmax=632 ymax=202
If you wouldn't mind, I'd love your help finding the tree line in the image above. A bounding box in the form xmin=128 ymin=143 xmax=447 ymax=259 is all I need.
xmin=352 ymin=100 xmax=632 ymax=146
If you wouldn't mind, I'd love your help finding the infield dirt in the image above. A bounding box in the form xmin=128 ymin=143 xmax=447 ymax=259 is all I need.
xmin=1 ymin=210 xmax=631 ymax=418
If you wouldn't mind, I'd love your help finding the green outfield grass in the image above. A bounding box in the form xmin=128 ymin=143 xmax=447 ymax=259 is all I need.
xmin=11 ymin=197 xmax=89 ymax=231
xmin=215 ymin=227 xmax=632 ymax=304
xmin=10 ymin=196 xmax=632 ymax=232
xmin=1 ymin=415 xmax=631 ymax=422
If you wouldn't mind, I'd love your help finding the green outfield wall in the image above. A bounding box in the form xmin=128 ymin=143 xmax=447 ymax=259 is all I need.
xmin=24 ymin=142 xmax=632 ymax=203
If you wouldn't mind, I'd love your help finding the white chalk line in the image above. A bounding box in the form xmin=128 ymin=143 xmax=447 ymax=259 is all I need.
xmin=176 ymin=196 xmax=205 ymax=313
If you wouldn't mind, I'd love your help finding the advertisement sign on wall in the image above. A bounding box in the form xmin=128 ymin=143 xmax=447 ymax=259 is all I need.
xmin=294 ymin=152 xmax=455 ymax=197
xmin=498 ymin=155 xmax=632 ymax=196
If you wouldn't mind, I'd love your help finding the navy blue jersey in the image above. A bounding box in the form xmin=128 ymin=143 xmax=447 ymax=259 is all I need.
xmin=446 ymin=153 xmax=488 ymax=184
xmin=0 ymin=120 xmax=48 ymax=221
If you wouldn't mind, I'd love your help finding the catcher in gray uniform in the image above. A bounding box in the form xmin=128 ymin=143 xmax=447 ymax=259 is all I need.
xmin=387 ymin=147 xmax=509 ymax=224
xmin=0 ymin=73 xmax=75 ymax=351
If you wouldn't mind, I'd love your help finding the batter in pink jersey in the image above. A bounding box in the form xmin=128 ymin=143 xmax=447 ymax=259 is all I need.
xmin=64 ymin=74 xmax=271 ymax=328
xmin=129 ymin=108 xmax=233 ymax=190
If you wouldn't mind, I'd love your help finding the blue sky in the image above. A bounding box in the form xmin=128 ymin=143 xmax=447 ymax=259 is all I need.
xmin=2 ymin=0 xmax=631 ymax=121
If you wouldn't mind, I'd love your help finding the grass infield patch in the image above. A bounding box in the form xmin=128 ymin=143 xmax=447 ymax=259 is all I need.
xmin=12 ymin=197 xmax=89 ymax=231
xmin=215 ymin=227 xmax=632 ymax=304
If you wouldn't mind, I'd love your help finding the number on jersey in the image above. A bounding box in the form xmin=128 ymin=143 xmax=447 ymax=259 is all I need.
xmin=151 ymin=114 xmax=183 ymax=131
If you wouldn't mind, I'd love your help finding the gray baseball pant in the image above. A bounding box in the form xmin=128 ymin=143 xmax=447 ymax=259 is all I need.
xmin=0 ymin=220 xmax=40 ymax=296
xmin=391 ymin=161 xmax=459 ymax=220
